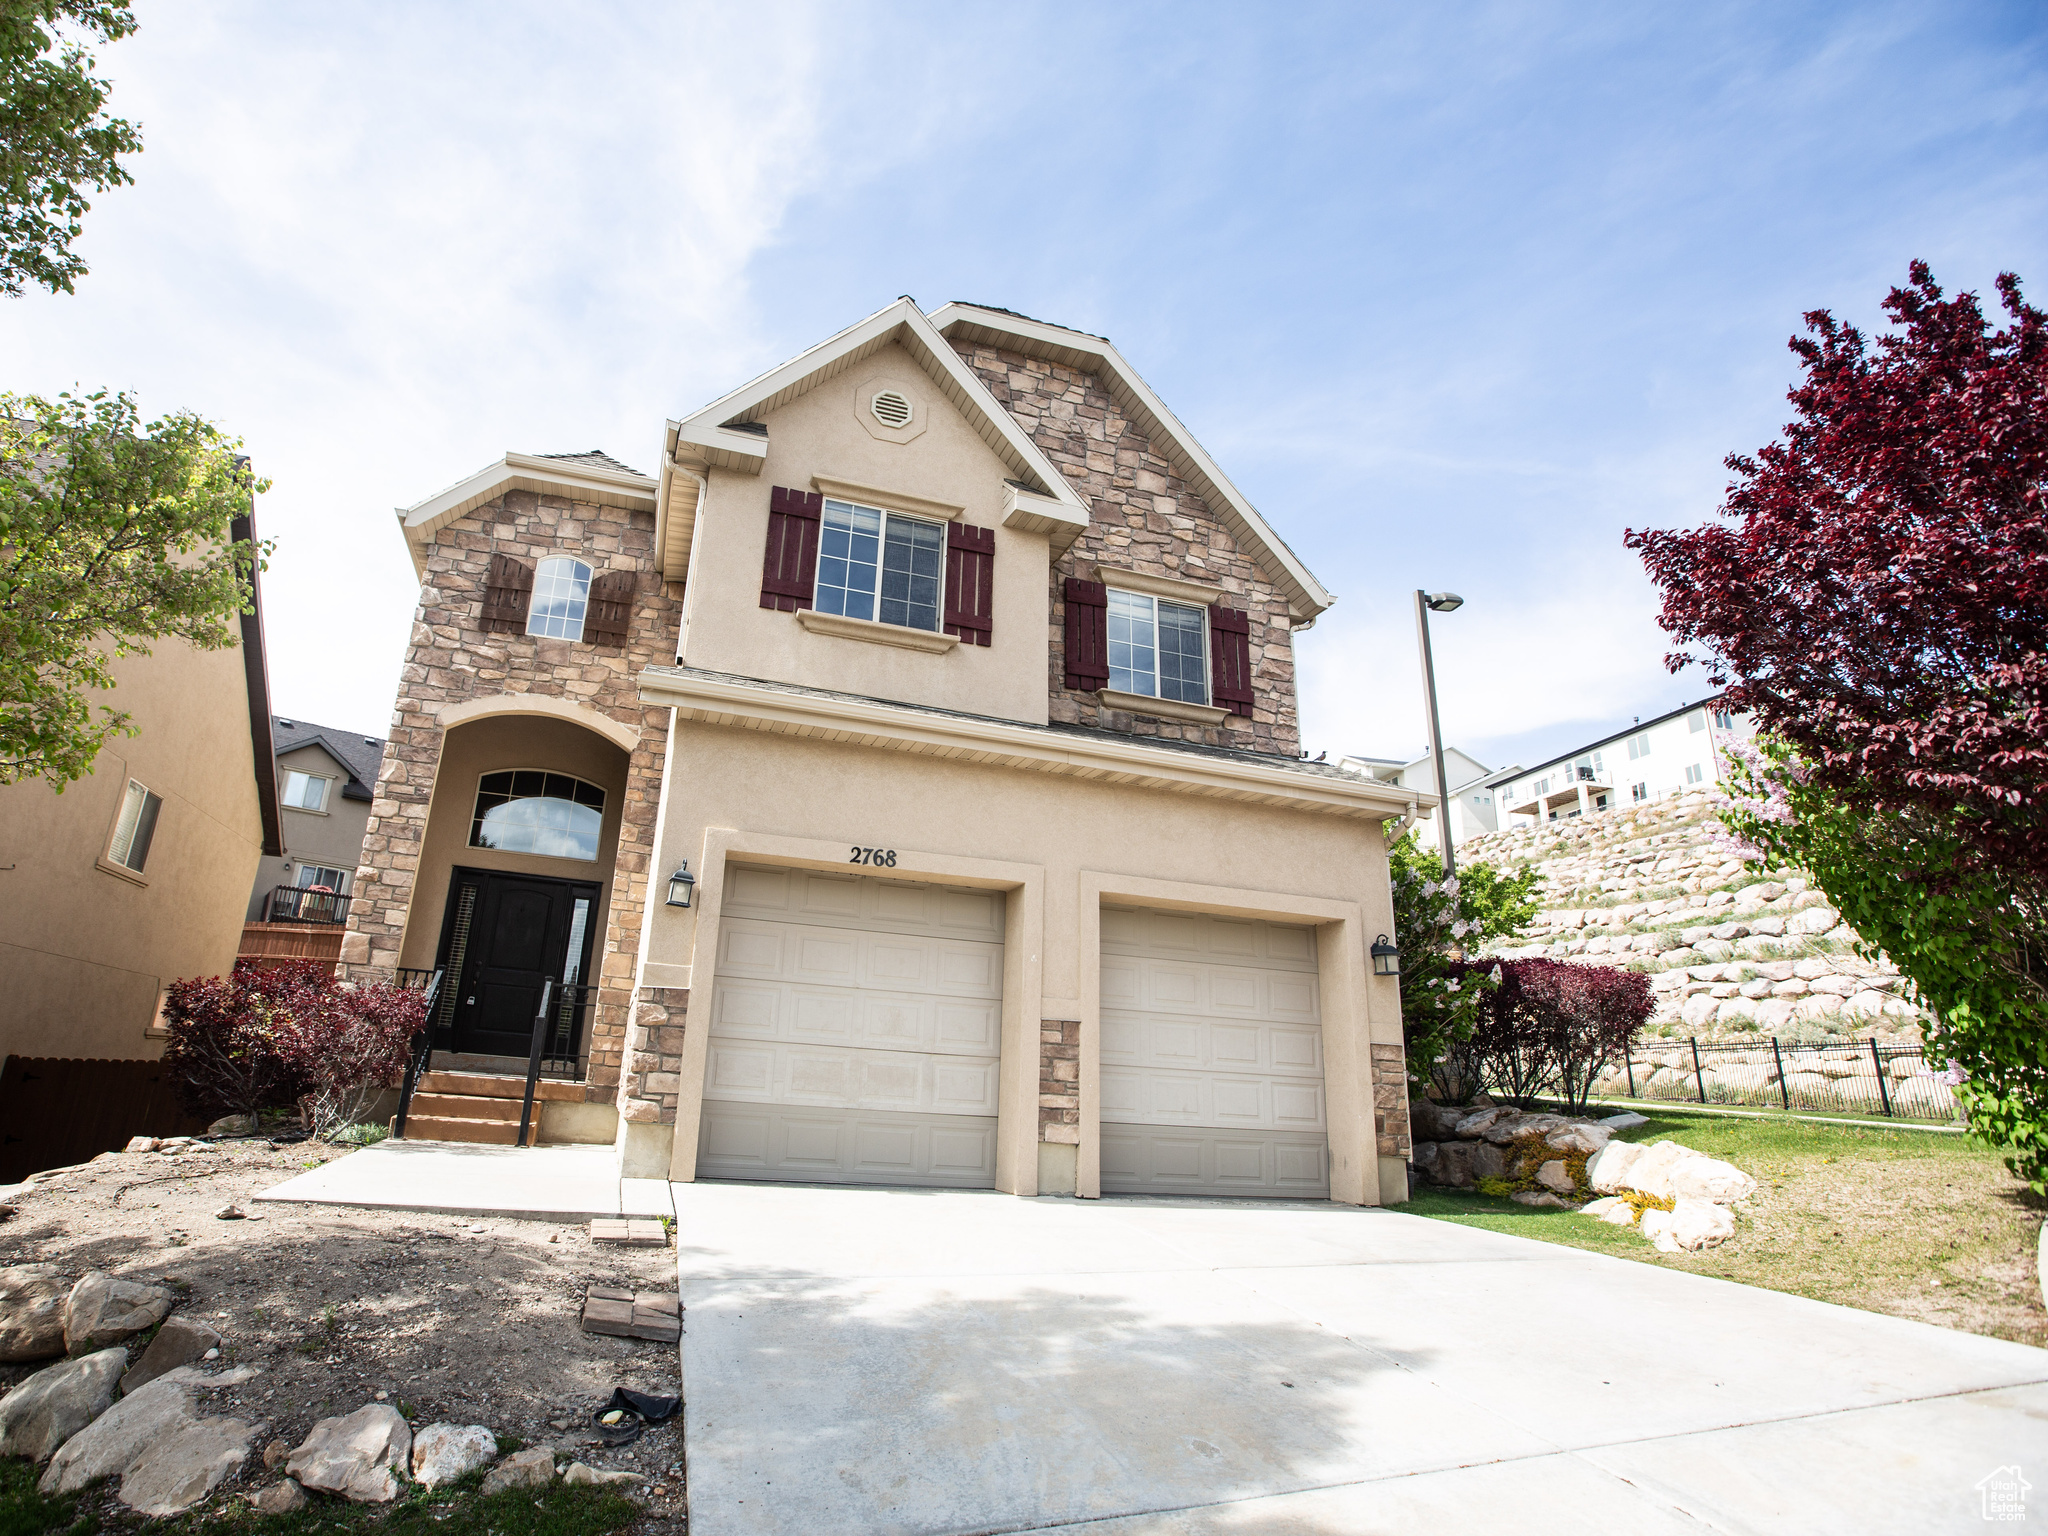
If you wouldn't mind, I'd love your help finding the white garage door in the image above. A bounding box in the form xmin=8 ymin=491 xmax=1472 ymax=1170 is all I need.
xmin=1099 ymin=907 xmax=1328 ymax=1198
xmin=696 ymin=864 xmax=1005 ymax=1189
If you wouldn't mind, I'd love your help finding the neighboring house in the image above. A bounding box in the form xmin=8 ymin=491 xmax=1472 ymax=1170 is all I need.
xmin=0 ymin=508 xmax=284 ymax=1070
xmin=1339 ymin=747 xmax=1502 ymax=853
xmin=244 ymin=718 xmax=387 ymax=925
xmin=345 ymin=298 xmax=1425 ymax=1206
xmin=1491 ymin=697 xmax=1754 ymax=828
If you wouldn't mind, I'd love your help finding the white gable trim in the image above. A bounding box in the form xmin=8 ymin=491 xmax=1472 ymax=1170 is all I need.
xmin=929 ymin=302 xmax=1336 ymax=625
xmin=396 ymin=452 xmax=658 ymax=578
xmin=654 ymin=299 xmax=1090 ymax=581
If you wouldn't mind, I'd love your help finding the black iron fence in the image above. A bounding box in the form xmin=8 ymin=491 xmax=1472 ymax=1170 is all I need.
xmin=266 ymin=885 xmax=353 ymax=925
xmin=1592 ymin=1036 xmax=1957 ymax=1122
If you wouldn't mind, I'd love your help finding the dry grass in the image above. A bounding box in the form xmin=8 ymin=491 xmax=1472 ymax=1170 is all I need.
xmin=1407 ymin=1105 xmax=2048 ymax=1348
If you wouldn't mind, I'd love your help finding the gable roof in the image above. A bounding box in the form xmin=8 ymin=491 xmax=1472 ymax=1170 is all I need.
xmin=395 ymin=450 xmax=658 ymax=577
xmin=270 ymin=716 xmax=386 ymax=803
xmin=654 ymin=298 xmax=1092 ymax=583
xmin=929 ymin=301 xmax=1336 ymax=626
xmin=1482 ymin=694 xmax=1734 ymax=789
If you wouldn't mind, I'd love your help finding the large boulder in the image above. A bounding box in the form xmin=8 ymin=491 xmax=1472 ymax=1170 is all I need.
xmin=64 ymin=1273 xmax=173 ymax=1355
xmin=1408 ymin=1100 xmax=1460 ymax=1141
xmin=121 ymin=1318 xmax=224 ymax=1396
xmin=119 ymin=1416 xmax=260 ymax=1517
xmin=1669 ymin=1157 xmax=1759 ymax=1204
xmin=287 ymin=1404 xmax=412 ymax=1503
xmin=480 ymin=1446 xmax=555 ymax=1494
xmin=1432 ymin=1141 xmax=1475 ymax=1188
xmin=40 ymin=1377 xmax=196 ymax=1493
xmin=0 ymin=1266 xmax=71 ymax=1363
xmin=1408 ymin=1142 xmax=1441 ymax=1182
xmin=1451 ymin=1107 xmax=1511 ymax=1139
xmin=1587 ymin=1140 xmax=1645 ymax=1195
xmin=1468 ymin=1142 xmax=1510 ymax=1182
xmin=410 ymin=1423 xmax=498 ymax=1487
xmin=1640 ymin=1198 xmax=1737 ymax=1253
xmin=1545 ymin=1124 xmax=1610 ymax=1155
xmin=1620 ymin=1141 xmax=1699 ymax=1201
xmin=0 ymin=1347 xmax=127 ymax=1461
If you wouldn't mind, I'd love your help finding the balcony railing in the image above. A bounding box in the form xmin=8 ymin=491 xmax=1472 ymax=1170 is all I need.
xmin=267 ymin=884 xmax=353 ymax=925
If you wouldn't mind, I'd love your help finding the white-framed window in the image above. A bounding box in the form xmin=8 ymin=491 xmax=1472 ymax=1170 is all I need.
xmin=1685 ymin=762 xmax=1706 ymax=785
xmin=528 ymin=557 xmax=593 ymax=641
xmin=1687 ymin=710 xmax=1707 ymax=734
xmin=1626 ymin=731 xmax=1653 ymax=760
xmin=108 ymin=780 xmax=162 ymax=873
xmin=1713 ymin=707 xmax=1734 ymax=730
xmin=294 ymin=863 xmax=351 ymax=892
xmin=815 ymin=498 xmax=944 ymax=631
xmin=281 ymin=768 xmax=331 ymax=812
xmin=1108 ymin=589 xmax=1207 ymax=703
xmin=1533 ymin=776 xmax=1551 ymax=795
xmin=470 ymin=770 xmax=606 ymax=861
xmin=1632 ymin=781 xmax=1649 ymax=802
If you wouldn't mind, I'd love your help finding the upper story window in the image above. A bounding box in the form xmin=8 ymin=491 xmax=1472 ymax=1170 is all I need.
xmin=470 ymin=770 xmax=606 ymax=861
xmin=1713 ymin=707 xmax=1734 ymax=730
xmin=281 ymin=769 xmax=331 ymax=812
xmin=815 ymin=499 xmax=944 ymax=631
xmin=528 ymin=557 xmax=593 ymax=641
xmin=108 ymin=780 xmax=162 ymax=873
xmin=1687 ymin=710 xmax=1707 ymax=733
xmin=1108 ymin=589 xmax=1207 ymax=703
xmin=1626 ymin=730 xmax=1653 ymax=760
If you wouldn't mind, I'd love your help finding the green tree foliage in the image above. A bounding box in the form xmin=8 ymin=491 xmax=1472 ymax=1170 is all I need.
xmin=1 ymin=0 xmax=141 ymax=295
xmin=1388 ymin=832 xmax=1541 ymax=1088
xmin=1719 ymin=739 xmax=2046 ymax=1193
xmin=0 ymin=391 xmax=267 ymax=789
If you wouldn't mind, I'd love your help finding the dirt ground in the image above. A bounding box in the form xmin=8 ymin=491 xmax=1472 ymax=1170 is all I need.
xmin=0 ymin=1137 xmax=686 ymax=1530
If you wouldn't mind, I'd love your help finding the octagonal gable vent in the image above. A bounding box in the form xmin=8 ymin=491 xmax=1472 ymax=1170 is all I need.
xmin=871 ymin=389 xmax=913 ymax=428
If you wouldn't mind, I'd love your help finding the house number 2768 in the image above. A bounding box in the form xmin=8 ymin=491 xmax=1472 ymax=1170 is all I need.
xmin=849 ymin=846 xmax=898 ymax=867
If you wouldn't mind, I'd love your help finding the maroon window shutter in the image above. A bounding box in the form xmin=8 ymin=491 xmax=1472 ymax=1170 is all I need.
xmin=1208 ymin=603 xmax=1254 ymax=717
xmin=760 ymin=486 xmax=823 ymax=611
xmin=584 ymin=569 xmax=636 ymax=648
xmin=943 ymin=524 xmax=995 ymax=646
xmin=480 ymin=553 xmax=534 ymax=633
xmin=1062 ymin=578 xmax=1109 ymax=690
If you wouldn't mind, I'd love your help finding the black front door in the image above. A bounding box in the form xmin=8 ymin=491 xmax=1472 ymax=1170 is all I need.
xmin=432 ymin=868 xmax=600 ymax=1058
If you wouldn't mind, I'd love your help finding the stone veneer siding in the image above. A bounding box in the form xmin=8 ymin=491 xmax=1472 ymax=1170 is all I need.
xmin=627 ymin=986 xmax=691 ymax=1126
xmin=1039 ymin=1019 xmax=1080 ymax=1144
xmin=952 ymin=341 xmax=1302 ymax=760
xmin=344 ymin=488 xmax=679 ymax=1121
xmin=1372 ymin=1042 xmax=1412 ymax=1160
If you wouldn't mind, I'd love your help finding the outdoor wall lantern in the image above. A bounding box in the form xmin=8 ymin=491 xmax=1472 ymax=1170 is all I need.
xmin=1371 ymin=935 xmax=1401 ymax=976
xmin=665 ymin=862 xmax=695 ymax=908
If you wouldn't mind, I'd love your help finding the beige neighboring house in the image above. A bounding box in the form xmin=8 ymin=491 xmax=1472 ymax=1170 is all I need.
xmin=347 ymin=299 xmax=1431 ymax=1205
xmin=245 ymin=718 xmax=386 ymax=926
xmin=0 ymin=509 xmax=284 ymax=1069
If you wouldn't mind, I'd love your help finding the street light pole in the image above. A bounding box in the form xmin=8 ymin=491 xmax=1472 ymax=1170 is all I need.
xmin=1413 ymin=588 xmax=1463 ymax=882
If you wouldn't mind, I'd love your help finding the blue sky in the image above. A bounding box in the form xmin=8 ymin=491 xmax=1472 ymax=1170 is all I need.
xmin=7 ymin=1 xmax=2045 ymax=775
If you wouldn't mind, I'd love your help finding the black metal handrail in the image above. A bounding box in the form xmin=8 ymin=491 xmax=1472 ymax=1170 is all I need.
xmin=266 ymin=884 xmax=354 ymax=925
xmin=517 ymin=979 xmax=598 ymax=1147
xmin=390 ymin=968 xmax=445 ymax=1139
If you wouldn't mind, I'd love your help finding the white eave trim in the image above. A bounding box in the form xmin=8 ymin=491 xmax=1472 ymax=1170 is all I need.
xmin=636 ymin=667 xmax=1429 ymax=822
xmin=929 ymin=302 xmax=1336 ymax=624
xmin=397 ymin=453 xmax=657 ymax=577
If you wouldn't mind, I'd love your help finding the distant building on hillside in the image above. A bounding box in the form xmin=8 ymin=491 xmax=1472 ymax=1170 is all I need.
xmin=1489 ymin=696 xmax=1753 ymax=829
xmin=1339 ymin=746 xmax=1506 ymax=854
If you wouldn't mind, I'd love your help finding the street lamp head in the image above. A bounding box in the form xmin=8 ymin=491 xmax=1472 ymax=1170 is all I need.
xmin=1425 ymin=592 xmax=1464 ymax=613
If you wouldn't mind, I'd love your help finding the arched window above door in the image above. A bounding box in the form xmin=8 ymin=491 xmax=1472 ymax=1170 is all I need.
xmin=469 ymin=770 xmax=606 ymax=861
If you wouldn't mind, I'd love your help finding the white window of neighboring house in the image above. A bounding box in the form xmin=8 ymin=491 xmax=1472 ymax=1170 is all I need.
xmin=281 ymin=769 xmax=331 ymax=812
xmin=1534 ymin=776 xmax=1550 ymax=795
xmin=108 ymin=780 xmax=162 ymax=873
xmin=815 ymin=498 xmax=944 ymax=631
xmin=1714 ymin=707 xmax=1734 ymax=730
xmin=1107 ymin=589 xmax=1208 ymax=703
xmin=1627 ymin=731 xmax=1652 ymax=759
xmin=294 ymin=863 xmax=351 ymax=892
xmin=1688 ymin=710 xmax=1707 ymax=733
xmin=528 ymin=557 xmax=593 ymax=641
xmin=1632 ymin=781 xmax=1649 ymax=802
xmin=1686 ymin=763 xmax=1706 ymax=784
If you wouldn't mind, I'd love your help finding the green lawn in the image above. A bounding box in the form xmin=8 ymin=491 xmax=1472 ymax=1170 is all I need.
xmin=1405 ymin=1104 xmax=2048 ymax=1347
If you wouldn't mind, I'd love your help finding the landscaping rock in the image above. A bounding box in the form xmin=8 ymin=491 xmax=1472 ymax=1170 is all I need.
xmin=1545 ymin=1124 xmax=1610 ymax=1154
xmin=206 ymin=1115 xmax=259 ymax=1137
xmin=40 ymin=1378 xmax=195 ymax=1493
xmin=1510 ymin=1190 xmax=1568 ymax=1208
xmin=1452 ymin=1107 xmax=1510 ymax=1139
xmin=1619 ymin=1141 xmax=1696 ymax=1201
xmin=564 ymin=1461 xmax=645 ymax=1488
xmin=1535 ymin=1160 xmax=1576 ymax=1194
xmin=287 ymin=1404 xmax=412 ymax=1503
xmin=1408 ymin=1100 xmax=1462 ymax=1141
xmin=0 ymin=1347 xmax=127 ymax=1461
xmin=410 ymin=1423 xmax=498 ymax=1487
xmin=250 ymin=1478 xmax=307 ymax=1514
xmin=64 ymin=1273 xmax=173 ymax=1354
xmin=262 ymin=1438 xmax=291 ymax=1470
xmin=121 ymin=1317 xmax=224 ymax=1395
xmin=119 ymin=1415 xmax=260 ymax=1517
xmin=1432 ymin=1141 xmax=1475 ymax=1188
xmin=479 ymin=1445 xmax=555 ymax=1493
xmin=123 ymin=1137 xmax=162 ymax=1154
xmin=1600 ymin=1111 xmax=1648 ymax=1130
xmin=1668 ymin=1156 xmax=1759 ymax=1205
xmin=0 ymin=1265 xmax=72 ymax=1363
xmin=1468 ymin=1142 xmax=1509 ymax=1182
xmin=1587 ymin=1140 xmax=1644 ymax=1194
xmin=1641 ymin=1197 xmax=1736 ymax=1253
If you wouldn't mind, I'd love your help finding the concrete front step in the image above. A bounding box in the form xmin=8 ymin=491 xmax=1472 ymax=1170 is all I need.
xmin=407 ymin=1092 xmax=527 ymax=1123
xmin=417 ymin=1071 xmax=585 ymax=1102
xmin=398 ymin=1114 xmax=522 ymax=1145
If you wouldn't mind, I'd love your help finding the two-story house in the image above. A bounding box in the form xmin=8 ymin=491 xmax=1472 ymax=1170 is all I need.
xmin=344 ymin=300 xmax=1427 ymax=1205
xmin=1491 ymin=697 xmax=1755 ymax=828
xmin=245 ymin=717 xmax=387 ymax=925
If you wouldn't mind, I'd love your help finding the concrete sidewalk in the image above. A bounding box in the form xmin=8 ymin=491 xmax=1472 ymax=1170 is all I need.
xmin=674 ymin=1183 xmax=2048 ymax=1535
xmin=254 ymin=1140 xmax=672 ymax=1222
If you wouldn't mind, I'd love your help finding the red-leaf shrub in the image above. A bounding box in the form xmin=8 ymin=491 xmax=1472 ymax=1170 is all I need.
xmin=1446 ymin=959 xmax=1652 ymax=1112
xmin=159 ymin=959 xmax=327 ymax=1120
xmin=283 ymin=980 xmax=425 ymax=1138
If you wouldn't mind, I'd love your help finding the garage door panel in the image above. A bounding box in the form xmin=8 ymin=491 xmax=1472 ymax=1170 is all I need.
xmin=724 ymin=865 xmax=1006 ymax=943
xmin=705 ymin=1040 xmax=999 ymax=1116
xmin=1100 ymin=1016 xmax=1324 ymax=1077
xmin=1100 ymin=1065 xmax=1326 ymax=1132
xmin=716 ymin=982 xmax=998 ymax=1057
xmin=1102 ymin=1123 xmax=1330 ymax=1197
xmin=698 ymin=1104 xmax=997 ymax=1188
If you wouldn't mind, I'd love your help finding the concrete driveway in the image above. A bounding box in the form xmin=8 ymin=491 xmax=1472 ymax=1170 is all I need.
xmin=673 ymin=1184 xmax=2048 ymax=1535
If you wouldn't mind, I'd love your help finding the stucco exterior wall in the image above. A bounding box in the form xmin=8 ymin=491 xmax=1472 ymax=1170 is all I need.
xmin=951 ymin=340 xmax=1303 ymax=759
xmin=343 ymin=486 xmax=677 ymax=1116
xmin=0 ymin=637 xmax=265 ymax=1065
xmin=246 ymin=741 xmax=377 ymax=921
xmin=633 ymin=719 xmax=1409 ymax=1202
xmin=678 ymin=342 xmax=1055 ymax=725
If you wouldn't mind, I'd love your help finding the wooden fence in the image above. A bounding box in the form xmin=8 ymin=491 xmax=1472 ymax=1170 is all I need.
xmin=0 ymin=1057 xmax=214 ymax=1184
xmin=237 ymin=921 xmax=345 ymax=974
